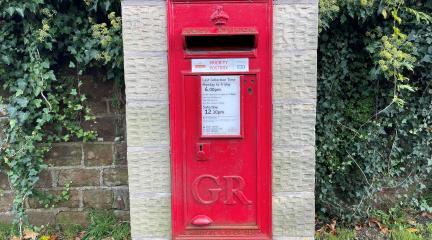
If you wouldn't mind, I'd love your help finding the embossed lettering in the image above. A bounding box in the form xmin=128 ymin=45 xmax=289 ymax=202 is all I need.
xmin=192 ymin=174 xmax=252 ymax=205
xmin=192 ymin=175 xmax=222 ymax=205
xmin=223 ymin=176 xmax=252 ymax=205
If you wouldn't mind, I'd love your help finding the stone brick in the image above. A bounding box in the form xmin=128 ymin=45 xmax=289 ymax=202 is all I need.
xmin=273 ymin=193 xmax=315 ymax=238
xmin=27 ymin=210 xmax=57 ymax=226
xmin=129 ymin=196 xmax=171 ymax=238
xmin=83 ymin=189 xmax=113 ymax=209
xmin=82 ymin=115 xmax=123 ymax=142
xmin=35 ymin=170 xmax=53 ymax=188
xmin=113 ymin=189 xmax=130 ymax=210
xmin=273 ymin=4 xmax=318 ymax=51
xmin=122 ymin=4 xmax=167 ymax=52
xmin=81 ymin=79 xmax=115 ymax=115
xmin=127 ymin=148 xmax=170 ymax=193
xmin=114 ymin=210 xmax=130 ymax=221
xmin=273 ymin=50 xmax=317 ymax=100
xmin=114 ymin=142 xmax=127 ymax=166
xmin=0 ymin=212 xmax=13 ymax=224
xmin=56 ymin=211 xmax=89 ymax=226
xmin=45 ymin=143 xmax=82 ymax=167
xmin=54 ymin=169 xmax=100 ymax=187
xmin=273 ymin=103 xmax=316 ymax=146
xmin=273 ymin=145 xmax=315 ymax=193
xmin=28 ymin=190 xmax=80 ymax=209
xmin=83 ymin=143 xmax=113 ymax=167
xmin=124 ymin=54 xmax=168 ymax=102
xmin=0 ymin=192 xmax=13 ymax=211
xmin=0 ymin=172 xmax=10 ymax=190
xmin=103 ymin=167 xmax=128 ymax=186
xmin=126 ymin=104 xmax=170 ymax=147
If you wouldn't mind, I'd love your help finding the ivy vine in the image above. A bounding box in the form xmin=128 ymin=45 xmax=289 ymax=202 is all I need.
xmin=0 ymin=0 xmax=123 ymax=233
xmin=317 ymin=0 xmax=432 ymax=223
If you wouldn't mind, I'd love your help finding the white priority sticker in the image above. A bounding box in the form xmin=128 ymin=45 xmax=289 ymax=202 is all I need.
xmin=192 ymin=58 xmax=249 ymax=73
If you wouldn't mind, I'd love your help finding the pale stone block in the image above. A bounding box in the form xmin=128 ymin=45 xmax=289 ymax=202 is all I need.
xmin=122 ymin=4 xmax=167 ymax=52
xmin=273 ymin=4 xmax=318 ymax=51
xmin=129 ymin=196 xmax=171 ymax=239
xmin=127 ymin=147 xmax=171 ymax=193
xmin=273 ymin=50 xmax=317 ymax=100
xmin=126 ymin=103 xmax=170 ymax=147
xmin=273 ymin=193 xmax=315 ymax=238
xmin=273 ymin=145 xmax=315 ymax=193
xmin=124 ymin=54 xmax=168 ymax=102
xmin=273 ymin=103 xmax=316 ymax=146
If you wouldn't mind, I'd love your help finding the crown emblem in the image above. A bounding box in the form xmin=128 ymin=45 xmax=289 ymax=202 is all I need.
xmin=210 ymin=6 xmax=229 ymax=26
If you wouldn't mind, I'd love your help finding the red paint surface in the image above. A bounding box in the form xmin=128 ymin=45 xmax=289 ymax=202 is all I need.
xmin=168 ymin=1 xmax=272 ymax=239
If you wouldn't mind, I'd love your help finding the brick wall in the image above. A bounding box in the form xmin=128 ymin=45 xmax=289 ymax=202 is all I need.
xmin=0 ymin=142 xmax=129 ymax=226
xmin=0 ymin=75 xmax=129 ymax=226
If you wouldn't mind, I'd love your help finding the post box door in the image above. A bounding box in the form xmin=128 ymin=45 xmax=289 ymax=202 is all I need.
xmin=184 ymin=74 xmax=258 ymax=227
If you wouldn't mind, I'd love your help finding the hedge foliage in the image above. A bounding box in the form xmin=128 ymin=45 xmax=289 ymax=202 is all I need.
xmin=317 ymin=0 xmax=432 ymax=223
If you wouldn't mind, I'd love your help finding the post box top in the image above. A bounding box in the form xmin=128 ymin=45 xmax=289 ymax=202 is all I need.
xmin=182 ymin=27 xmax=258 ymax=36
xmin=171 ymin=0 xmax=269 ymax=2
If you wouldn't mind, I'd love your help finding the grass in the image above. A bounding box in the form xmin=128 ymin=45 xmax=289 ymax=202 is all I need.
xmin=81 ymin=210 xmax=130 ymax=240
xmin=0 ymin=210 xmax=130 ymax=240
xmin=316 ymin=229 xmax=356 ymax=240
xmin=390 ymin=229 xmax=424 ymax=240
xmin=317 ymin=207 xmax=432 ymax=240
xmin=0 ymin=223 xmax=12 ymax=239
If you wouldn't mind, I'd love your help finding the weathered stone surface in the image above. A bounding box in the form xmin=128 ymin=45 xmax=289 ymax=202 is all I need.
xmin=273 ymin=50 xmax=317 ymax=100
xmin=103 ymin=167 xmax=128 ymax=187
xmin=273 ymin=193 xmax=315 ymax=238
xmin=83 ymin=143 xmax=113 ymax=167
xmin=113 ymin=210 xmax=130 ymax=221
xmin=124 ymin=55 xmax=168 ymax=102
xmin=27 ymin=210 xmax=57 ymax=226
xmin=28 ymin=190 xmax=80 ymax=209
xmin=114 ymin=142 xmax=127 ymax=166
xmin=113 ymin=189 xmax=130 ymax=210
xmin=273 ymin=103 xmax=316 ymax=147
xmin=0 ymin=212 xmax=13 ymax=224
xmin=83 ymin=189 xmax=113 ymax=209
xmin=129 ymin=196 xmax=171 ymax=238
xmin=56 ymin=211 xmax=89 ymax=226
xmin=45 ymin=143 xmax=82 ymax=167
xmin=0 ymin=172 xmax=9 ymax=190
xmin=127 ymin=148 xmax=170 ymax=193
xmin=273 ymin=4 xmax=318 ymax=51
xmin=273 ymin=145 xmax=315 ymax=193
xmin=126 ymin=104 xmax=170 ymax=147
xmin=54 ymin=169 xmax=100 ymax=187
xmin=0 ymin=192 xmax=13 ymax=211
xmin=35 ymin=170 xmax=53 ymax=188
xmin=122 ymin=4 xmax=167 ymax=52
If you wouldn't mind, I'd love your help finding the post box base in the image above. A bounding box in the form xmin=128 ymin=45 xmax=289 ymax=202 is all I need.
xmin=175 ymin=235 xmax=271 ymax=240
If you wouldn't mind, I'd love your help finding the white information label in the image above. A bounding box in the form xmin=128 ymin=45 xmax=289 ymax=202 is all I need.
xmin=201 ymin=76 xmax=241 ymax=136
xmin=192 ymin=58 xmax=249 ymax=73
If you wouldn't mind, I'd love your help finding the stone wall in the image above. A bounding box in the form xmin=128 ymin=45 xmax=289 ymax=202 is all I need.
xmin=122 ymin=0 xmax=171 ymax=238
xmin=0 ymin=142 xmax=129 ymax=226
xmin=122 ymin=0 xmax=318 ymax=239
xmin=272 ymin=1 xmax=318 ymax=239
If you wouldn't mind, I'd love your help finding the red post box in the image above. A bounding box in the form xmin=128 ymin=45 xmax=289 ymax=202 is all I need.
xmin=168 ymin=0 xmax=272 ymax=239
